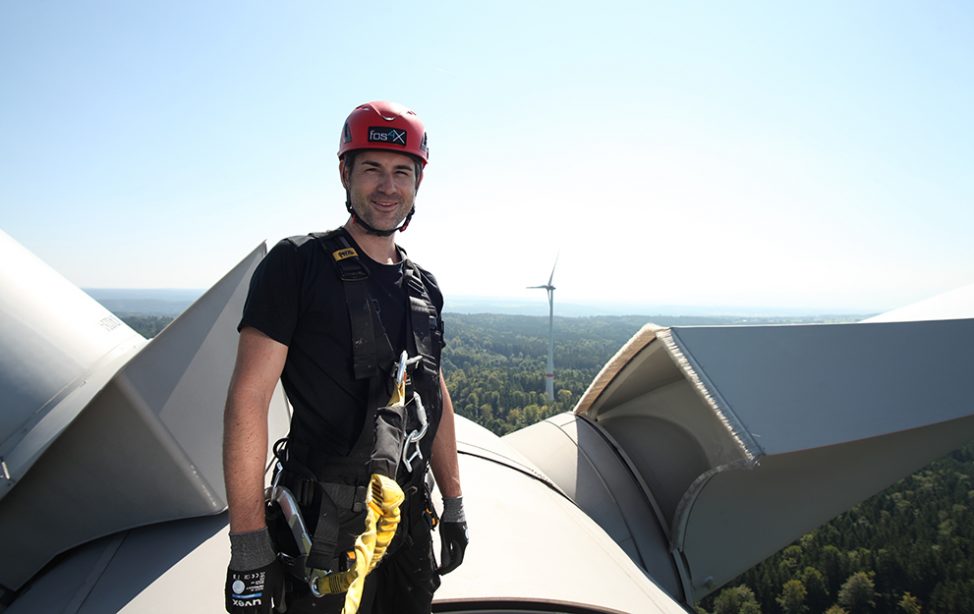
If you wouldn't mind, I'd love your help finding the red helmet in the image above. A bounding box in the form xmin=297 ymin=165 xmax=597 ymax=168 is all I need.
xmin=337 ymin=101 xmax=429 ymax=165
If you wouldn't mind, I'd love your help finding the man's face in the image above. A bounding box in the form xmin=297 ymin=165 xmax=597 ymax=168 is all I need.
xmin=342 ymin=150 xmax=421 ymax=233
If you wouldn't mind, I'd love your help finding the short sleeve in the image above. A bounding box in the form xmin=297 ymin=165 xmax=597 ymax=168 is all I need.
xmin=238 ymin=239 xmax=303 ymax=346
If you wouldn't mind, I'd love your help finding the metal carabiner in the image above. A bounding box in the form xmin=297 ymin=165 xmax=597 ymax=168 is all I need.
xmin=269 ymin=461 xmax=284 ymax=499
xmin=265 ymin=464 xmax=334 ymax=596
xmin=389 ymin=351 xmax=422 ymax=407
xmin=401 ymin=392 xmax=429 ymax=473
xmin=265 ymin=484 xmax=313 ymax=558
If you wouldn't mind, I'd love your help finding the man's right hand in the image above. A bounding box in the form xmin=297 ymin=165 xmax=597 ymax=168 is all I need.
xmin=225 ymin=528 xmax=286 ymax=613
xmin=225 ymin=561 xmax=285 ymax=613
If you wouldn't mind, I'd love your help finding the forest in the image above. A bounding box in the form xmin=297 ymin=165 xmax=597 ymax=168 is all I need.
xmin=120 ymin=310 xmax=973 ymax=613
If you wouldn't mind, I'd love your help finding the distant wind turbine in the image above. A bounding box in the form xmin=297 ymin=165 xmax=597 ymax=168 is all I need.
xmin=528 ymin=256 xmax=558 ymax=402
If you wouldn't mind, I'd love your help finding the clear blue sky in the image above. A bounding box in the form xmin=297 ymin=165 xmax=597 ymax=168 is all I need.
xmin=2 ymin=2 xmax=972 ymax=314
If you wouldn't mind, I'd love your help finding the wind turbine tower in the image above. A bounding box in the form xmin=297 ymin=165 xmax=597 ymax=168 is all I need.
xmin=528 ymin=258 xmax=558 ymax=402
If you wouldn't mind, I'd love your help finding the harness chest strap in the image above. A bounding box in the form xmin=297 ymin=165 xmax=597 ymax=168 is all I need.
xmin=313 ymin=230 xmax=442 ymax=381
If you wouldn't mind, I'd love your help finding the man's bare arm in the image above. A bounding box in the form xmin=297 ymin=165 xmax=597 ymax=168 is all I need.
xmin=430 ymin=370 xmax=462 ymax=498
xmin=223 ymin=327 xmax=288 ymax=534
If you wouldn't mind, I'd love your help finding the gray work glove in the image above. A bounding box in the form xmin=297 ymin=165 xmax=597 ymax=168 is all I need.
xmin=226 ymin=528 xmax=286 ymax=613
xmin=438 ymin=496 xmax=469 ymax=575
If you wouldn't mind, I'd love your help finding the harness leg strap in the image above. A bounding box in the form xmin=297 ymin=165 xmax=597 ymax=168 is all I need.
xmin=306 ymin=482 xmax=368 ymax=571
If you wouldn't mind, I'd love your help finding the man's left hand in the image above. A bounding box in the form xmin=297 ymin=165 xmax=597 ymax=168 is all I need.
xmin=438 ymin=496 xmax=468 ymax=575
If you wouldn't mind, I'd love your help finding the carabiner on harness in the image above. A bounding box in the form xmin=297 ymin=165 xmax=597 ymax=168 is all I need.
xmin=267 ymin=475 xmax=366 ymax=598
xmin=390 ymin=350 xmax=430 ymax=473
xmin=401 ymin=392 xmax=428 ymax=473
xmin=266 ymin=450 xmax=342 ymax=596
xmin=390 ymin=351 xmax=422 ymax=406
xmin=265 ymin=478 xmax=322 ymax=583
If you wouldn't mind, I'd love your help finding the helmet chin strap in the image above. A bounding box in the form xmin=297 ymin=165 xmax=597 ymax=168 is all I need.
xmin=345 ymin=194 xmax=415 ymax=236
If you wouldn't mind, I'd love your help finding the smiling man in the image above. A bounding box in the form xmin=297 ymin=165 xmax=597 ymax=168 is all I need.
xmin=223 ymin=101 xmax=467 ymax=614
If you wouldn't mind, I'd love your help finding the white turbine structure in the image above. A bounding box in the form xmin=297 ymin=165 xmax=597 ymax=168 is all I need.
xmin=528 ymin=257 xmax=558 ymax=402
xmin=4 ymin=228 xmax=974 ymax=613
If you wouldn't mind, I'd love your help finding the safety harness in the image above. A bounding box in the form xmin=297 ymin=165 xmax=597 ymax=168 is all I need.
xmin=265 ymin=229 xmax=443 ymax=606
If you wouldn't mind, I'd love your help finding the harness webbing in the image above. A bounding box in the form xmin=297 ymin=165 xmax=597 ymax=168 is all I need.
xmin=278 ymin=229 xmax=442 ymax=574
xmin=404 ymin=262 xmax=440 ymax=380
xmin=309 ymin=482 xmax=368 ymax=571
xmin=319 ymin=232 xmax=395 ymax=380
xmin=312 ymin=229 xmax=441 ymax=381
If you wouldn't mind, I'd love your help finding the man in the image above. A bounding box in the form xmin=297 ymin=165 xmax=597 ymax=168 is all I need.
xmin=223 ymin=101 xmax=467 ymax=614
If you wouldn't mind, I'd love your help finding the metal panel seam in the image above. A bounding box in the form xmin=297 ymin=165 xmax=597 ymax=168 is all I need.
xmin=550 ymin=418 xmax=649 ymax=572
xmin=64 ymin=532 xmax=128 ymax=614
xmin=456 ymin=447 xmax=574 ymax=505
xmin=0 ymin=340 xmax=146 ymax=500
xmin=658 ymin=329 xmax=763 ymax=462
xmin=113 ymin=374 xmax=224 ymax=513
xmin=575 ymin=414 xmax=685 ymax=602
xmin=576 ymin=414 xmax=673 ymax=543
xmin=668 ymin=458 xmax=750 ymax=602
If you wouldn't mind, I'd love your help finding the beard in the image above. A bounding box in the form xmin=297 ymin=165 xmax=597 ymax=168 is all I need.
xmin=349 ymin=191 xmax=415 ymax=233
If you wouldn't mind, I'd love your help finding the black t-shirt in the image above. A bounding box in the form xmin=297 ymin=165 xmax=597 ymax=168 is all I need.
xmin=238 ymin=229 xmax=445 ymax=456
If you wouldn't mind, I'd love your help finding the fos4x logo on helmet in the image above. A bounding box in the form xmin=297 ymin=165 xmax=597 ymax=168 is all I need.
xmin=368 ymin=126 xmax=407 ymax=146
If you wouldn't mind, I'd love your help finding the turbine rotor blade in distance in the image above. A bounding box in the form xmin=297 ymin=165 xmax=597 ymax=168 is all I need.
xmin=548 ymin=254 xmax=559 ymax=287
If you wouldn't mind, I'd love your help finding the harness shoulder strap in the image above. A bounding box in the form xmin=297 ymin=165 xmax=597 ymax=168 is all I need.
xmin=313 ymin=230 xmax=394 ymax=380
xmin=402 ymin=258 xmax=442 ymax=379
